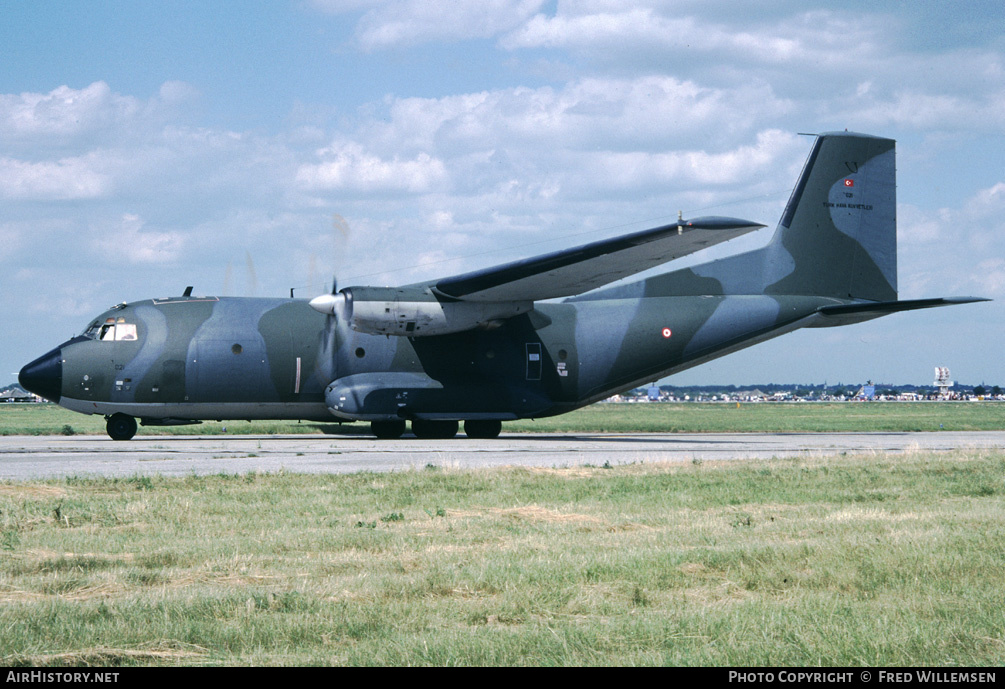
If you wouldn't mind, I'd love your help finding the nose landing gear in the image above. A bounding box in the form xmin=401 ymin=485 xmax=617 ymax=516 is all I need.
xmin=105 ymin=413 xmax=137 ymax=441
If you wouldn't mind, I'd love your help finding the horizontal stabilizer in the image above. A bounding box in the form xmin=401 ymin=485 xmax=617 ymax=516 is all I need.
xmin=433 ymin=216 xmax=763 ymax=302
xmin=815 ymin=297 xmax=990 ymax=325
xmin=818 ymin=297 xmax=990 ymax=317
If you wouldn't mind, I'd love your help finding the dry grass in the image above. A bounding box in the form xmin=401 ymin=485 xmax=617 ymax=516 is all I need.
xmin=0 ymin=485 xmax=68 ymax=498
xmin=15 ymin=642 xmax=210 ymax=667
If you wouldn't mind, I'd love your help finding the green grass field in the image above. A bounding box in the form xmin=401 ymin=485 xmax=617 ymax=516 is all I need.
xmin=1 ymin=451 xmax=1003 ymax=666
xmin=2 ymin=401 xmax=1004 ymax=436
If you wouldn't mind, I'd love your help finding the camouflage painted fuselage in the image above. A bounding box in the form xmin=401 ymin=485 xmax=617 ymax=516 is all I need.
xmin=50 ymin=291 xmax=845 ymax=424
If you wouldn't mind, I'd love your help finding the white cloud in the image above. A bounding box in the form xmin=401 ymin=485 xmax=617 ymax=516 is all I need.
xmin=0 ymin=222 xmax=25 ymax=261
xmin=964 ymin=181 xmax=1005 ymax=218
xmin=312 ymin=0 xmax=547 ymax=49
xmin=0 ymin=81 xmax=195 ymax=148
xmin=295 ymin=141 xmax=449 ymax=193
xmin=973 ymin=258 xmax=1005 ymax=295
xmin=500 ymin=7 xmax=882 ymax=71
xmin=0 ymin=82 xmax=136 ymax=141
xmin=157 ymin=81 xmax=201 ymax=105
xmin=899 ymin=181 xmax=1005 ymax=298
xmin=500 ymin=7 xmax=680 ymax=50
xmin=497 ymin=5 xmax=1005 ymax=137
xmin=0 ymin=155 xmax=110 ymax=200
xmin=93 ymin=214 xmax=185 ymax=264
xmin=850 ymin=90 xmax=1005 ymax=131
xmin=897 ymin=204 xmax=947 ymax=244
xmin=576 ymin=129 xmax=800 ymax=190
xmin=363 ymin=76 xmax=791 ymax=163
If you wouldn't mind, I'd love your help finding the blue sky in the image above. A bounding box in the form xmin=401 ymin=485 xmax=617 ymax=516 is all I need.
xmin=3 ymin=0 xmax=1004 ymax=387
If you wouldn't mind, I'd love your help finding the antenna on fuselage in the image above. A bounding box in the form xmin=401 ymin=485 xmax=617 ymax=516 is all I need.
xmin=183 ymin=286 xmax=193 ymax=297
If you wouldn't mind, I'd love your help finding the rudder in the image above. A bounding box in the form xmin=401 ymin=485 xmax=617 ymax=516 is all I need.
xmin=764 ymin=131 xmax=897 ymax=301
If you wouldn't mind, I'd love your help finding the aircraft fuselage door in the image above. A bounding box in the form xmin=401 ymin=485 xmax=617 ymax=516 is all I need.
xmin=192 ymin=337 xmax=271 ymax=402
xmin=525 ymin=343 xmax=542 ymax=381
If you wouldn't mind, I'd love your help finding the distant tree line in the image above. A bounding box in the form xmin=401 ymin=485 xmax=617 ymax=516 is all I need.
xmin=640 ymin=383 xmax=1003 ymax=398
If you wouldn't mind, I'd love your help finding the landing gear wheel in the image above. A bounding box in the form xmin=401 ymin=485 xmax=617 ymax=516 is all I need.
xmin=464 ymin=419 xmax=502 ymax=439
xmin=106 ymin=413 xmax=137 ymax=441
xmin=411 ymin=419 xmax=458 ymax=439
xmin=371 ymin=420 xmax=406 ymax=439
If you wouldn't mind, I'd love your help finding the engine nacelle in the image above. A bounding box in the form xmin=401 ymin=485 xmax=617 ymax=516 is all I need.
xmin=311 ymin=286 xmax=532 ymax=337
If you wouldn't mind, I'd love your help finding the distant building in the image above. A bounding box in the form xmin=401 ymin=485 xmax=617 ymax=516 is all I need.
xmin=1 ymin=388 xmax=37 ymax=403
xmin=934 ymin=367 xmax=955 ymax=399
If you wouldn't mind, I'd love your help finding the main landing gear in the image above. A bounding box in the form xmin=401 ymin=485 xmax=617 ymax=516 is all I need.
xmin=463 ymin=419 xmax=502 ymax=439
xmin=105 ymin=413 xmax=137 ymax=441
xmin=370 ymin=419 xmax=407 ymax=439
xmin=368 ymin=419 xmax=502 ymax=439
xmin=411 ymin=419 xmax=459 ymax=439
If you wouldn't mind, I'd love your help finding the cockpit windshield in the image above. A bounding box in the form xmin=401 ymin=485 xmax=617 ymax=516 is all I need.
xmin=81 ymin=318 xmax=137 ymax=342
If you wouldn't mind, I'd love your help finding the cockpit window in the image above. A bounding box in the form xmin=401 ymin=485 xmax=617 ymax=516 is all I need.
xmin=82 ymin=319 xmax=137 ymax=341
xmin=82 ymin=321 xmax=102 ymax=340
xmin=115 ymin=324 xmax=137 ymax=341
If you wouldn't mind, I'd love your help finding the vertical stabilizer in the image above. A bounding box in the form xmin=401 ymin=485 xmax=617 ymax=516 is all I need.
xmin=571 ymin=131 xmax=900 ymax=302
xmin=764 ymin=131 xmax=897 ymax=301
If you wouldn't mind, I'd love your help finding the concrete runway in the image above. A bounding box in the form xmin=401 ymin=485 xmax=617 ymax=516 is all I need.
xmin=2 ymin=431 xmax=1004 ymax=480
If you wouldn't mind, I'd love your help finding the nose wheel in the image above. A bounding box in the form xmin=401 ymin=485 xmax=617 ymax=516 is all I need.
xmin=105 ymin=413 xmax=137 ymax=441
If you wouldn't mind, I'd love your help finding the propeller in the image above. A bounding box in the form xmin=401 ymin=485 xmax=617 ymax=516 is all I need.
xmin=309 ymin=214 xmax=353 ymax=319
xmin=310 ymin=274 xmax=344 ymax=362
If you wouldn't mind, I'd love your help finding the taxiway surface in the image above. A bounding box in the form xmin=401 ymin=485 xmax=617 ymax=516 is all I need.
xmin=2 ymin=431 xmax=1004 ymax=480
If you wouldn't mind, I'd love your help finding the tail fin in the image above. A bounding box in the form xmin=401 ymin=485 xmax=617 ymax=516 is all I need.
xmin=764 ymin=131 xmax=897 ymax=301
xmin=587 ymin=132 xmax=899 ymax=301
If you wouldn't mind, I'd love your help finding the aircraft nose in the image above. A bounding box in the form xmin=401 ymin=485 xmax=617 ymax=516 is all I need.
xmin=19 ymin=347 xmax=63 ymax=404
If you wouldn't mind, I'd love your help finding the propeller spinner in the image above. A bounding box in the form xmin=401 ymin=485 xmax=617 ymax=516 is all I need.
xmin=309 ymin=276 xmax=350 ymax=319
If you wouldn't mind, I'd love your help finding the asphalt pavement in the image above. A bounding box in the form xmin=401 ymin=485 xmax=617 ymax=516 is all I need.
xmin=2 ymin=431 xmax=1004 ymax=480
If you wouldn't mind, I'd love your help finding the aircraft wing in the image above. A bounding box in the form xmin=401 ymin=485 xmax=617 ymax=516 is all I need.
xmin=431 ymin=216 xmax=764 ymax=302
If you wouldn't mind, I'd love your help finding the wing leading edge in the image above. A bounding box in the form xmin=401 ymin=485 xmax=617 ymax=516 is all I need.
xmin=311 ymin=216 xmax=764 ymax=338
xmin=430 ymin=216 xmax=764 ymax=302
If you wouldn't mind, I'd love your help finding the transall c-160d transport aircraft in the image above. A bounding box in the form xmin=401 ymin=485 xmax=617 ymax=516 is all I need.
xmin=19 ymin=132 xmax=988 ymax=440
